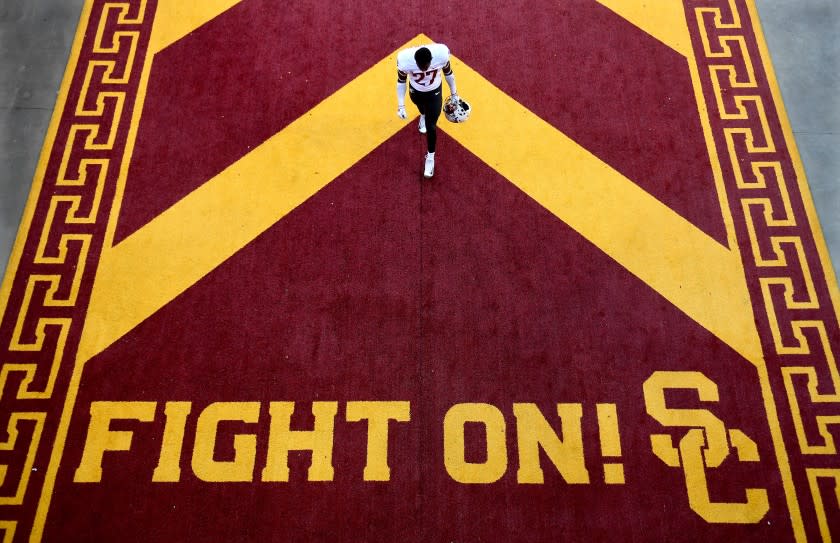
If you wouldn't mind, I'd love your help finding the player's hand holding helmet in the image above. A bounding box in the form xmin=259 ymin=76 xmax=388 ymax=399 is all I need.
xmin=443 ymin=94 xmax=471 ymax=123
xmin=397 ymin=106 xmax=407 ymax=120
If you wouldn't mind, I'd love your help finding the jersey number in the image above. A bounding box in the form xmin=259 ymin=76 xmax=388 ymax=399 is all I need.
xmin=413 ymin=70 xmax=437 ymax=85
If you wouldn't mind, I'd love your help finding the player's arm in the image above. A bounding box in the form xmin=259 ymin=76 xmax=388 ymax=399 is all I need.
xmin=396 ymin=69 xmax=408 ymax=119
xmin=442 ymin=62 xmax=457 ymax=95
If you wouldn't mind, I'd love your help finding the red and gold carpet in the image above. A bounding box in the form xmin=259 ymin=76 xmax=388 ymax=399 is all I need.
xmin=0 ymin=0 xmax=838 ymax=541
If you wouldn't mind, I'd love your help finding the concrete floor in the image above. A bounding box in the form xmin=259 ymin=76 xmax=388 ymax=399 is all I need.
xmin=1 ymin=0 xmax=86 ymax=276
xmin=0 ymin=0 xmax=838 ymax=285
xmin=757 ymin=0 xmax=840 ymax=286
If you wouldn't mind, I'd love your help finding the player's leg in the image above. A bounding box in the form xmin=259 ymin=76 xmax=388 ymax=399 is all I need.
xmin=410 ymin=88 xmax=441 ymax=178
xmin=409 ymin=88 xmax=428 ymax=134
xmin=422 ymin=89 xmax=443 ymax=178
xmin=424 ymin=89 xmax=443 ymax=153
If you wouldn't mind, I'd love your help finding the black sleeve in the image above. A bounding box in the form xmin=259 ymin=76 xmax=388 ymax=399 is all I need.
xmin=442 ymin=62 xmax=453 ymax=76
xmin=397 ymin=69 xmax=407 ymax=83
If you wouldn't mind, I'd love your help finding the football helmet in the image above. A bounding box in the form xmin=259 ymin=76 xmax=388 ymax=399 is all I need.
xmin=443 ymin=95 xmax=471 ymax=123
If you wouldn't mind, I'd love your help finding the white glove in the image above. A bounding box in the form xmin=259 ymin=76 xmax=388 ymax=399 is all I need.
xmin=397 ymin=106 xmax=407 ymax=120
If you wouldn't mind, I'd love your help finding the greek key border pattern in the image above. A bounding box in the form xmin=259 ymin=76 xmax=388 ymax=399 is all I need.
xmin=0 ymin=1 xmax=150 ymax=539
xmin=688 ymin=0 xmax=840 ymax=540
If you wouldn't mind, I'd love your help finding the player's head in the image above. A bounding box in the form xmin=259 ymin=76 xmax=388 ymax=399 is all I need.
xmin=414 ymin=47 xmax=432 ymax=71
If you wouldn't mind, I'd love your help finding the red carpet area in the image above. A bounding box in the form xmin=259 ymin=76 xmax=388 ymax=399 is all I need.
xmin=0 ymin=1 xmax=838 ymax=541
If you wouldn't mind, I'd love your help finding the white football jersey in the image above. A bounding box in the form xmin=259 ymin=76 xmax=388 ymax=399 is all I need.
xmin=397 ymin=43 xmax=451 ymax=92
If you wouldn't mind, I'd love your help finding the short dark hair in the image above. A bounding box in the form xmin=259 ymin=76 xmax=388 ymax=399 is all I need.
xmin=414 ymin=47 xmax=432 ymax=67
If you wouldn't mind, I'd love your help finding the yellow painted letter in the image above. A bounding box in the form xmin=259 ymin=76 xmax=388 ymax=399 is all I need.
xmin=262 ymin=402 xmax=338 ymax=482
xmin=443 ymin=403 xmax=507 ymax=484
xmin=152 ymin=401 xmax=192 ymax=482
xmin=191 ymin=402 xmax=260 ymax=482
xmin=643 ymin=371 xmax=769 ymax=524
xmin=74 ymin=402 xmax=157 ymax=483
xmin=513 ymin=403 xmax=589 ymax=484
xmin=346 ymin=401 xmax=411 ymax=481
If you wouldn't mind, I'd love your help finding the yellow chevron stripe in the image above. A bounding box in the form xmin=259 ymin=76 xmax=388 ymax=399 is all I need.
xmin=440 ymin=61 xmax=761 ymax=364
xmin=595 ymin=0 xmax=692 ymax=58
xmin=78 ymin=35 xmax=762 ymax=368
xmin=149 ymin=0 xmax=243 ymax=53
xmin=77 ymin=40 xmax=410 ymax=363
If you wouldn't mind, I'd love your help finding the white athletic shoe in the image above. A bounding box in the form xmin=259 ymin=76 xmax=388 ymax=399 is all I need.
xmin=418 ymin=115 xmax=427 ymax=134
xmin=423 ymin=153 xmax=435 ymax=178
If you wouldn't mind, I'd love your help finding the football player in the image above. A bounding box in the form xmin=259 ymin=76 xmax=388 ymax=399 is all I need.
xmin=396 ymin=44 xmax=457 ymax=178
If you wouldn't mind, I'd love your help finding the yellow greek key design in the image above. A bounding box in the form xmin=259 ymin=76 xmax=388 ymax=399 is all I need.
xmin=781 ymin=324 xmax=840 ymax=454
xmin=741 ymin=187 xmax=796 ymax=246
xmin=721 ymin=99 xmax=774 ymax=149
xmin=0 ymin=0 xmax=150 ymax=532
xmin=91 ymin=0 xmax=148 ymax=65
xmin=0 ymin=522 xmax=15 ymax=543
xmin=0 ymin=413 xmax=46 ymax=505
xmin=691 ymin=0 xmax=840 ymax=539
xmin=95 ymin=0 xmax=148 ymax=37
xmin=76 ymin=65 xmax=130 ymax=117
xmin=696 ymin=0 xmax=742 ymax=54
xmin=759 ymin=241 xmax=819 ymax=316
xmin=807 ymin=469 xmax=840 ymax=543
xmin=4 ymin=311 xmax=70 ymax=400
